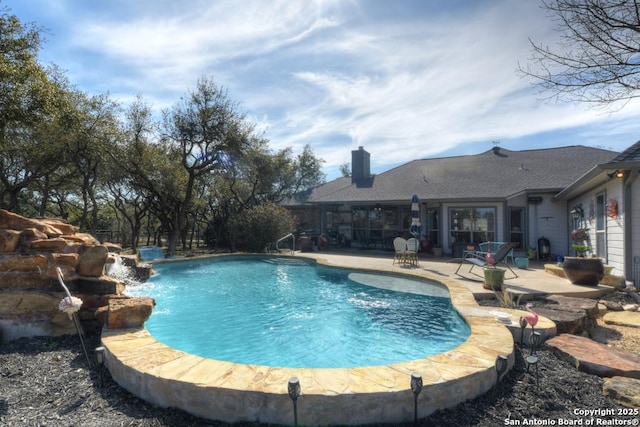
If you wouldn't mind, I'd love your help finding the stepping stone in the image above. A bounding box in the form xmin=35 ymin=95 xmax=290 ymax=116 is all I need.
xmin=547 ymin=334 xmax=640 ymax=379
xmin=603 ymin=376 xmax=640 ymax=408
xmin=603 ymin=311 xmax=640 ymax=328
xmin=543 ymin=295 xmax=599 ymax=320
xmin=533 ymin=307 xmax=588 ymax=335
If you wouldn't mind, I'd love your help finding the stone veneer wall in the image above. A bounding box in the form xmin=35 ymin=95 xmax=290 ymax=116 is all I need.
xmin=0 ymin=209 xmax=153 ymax=344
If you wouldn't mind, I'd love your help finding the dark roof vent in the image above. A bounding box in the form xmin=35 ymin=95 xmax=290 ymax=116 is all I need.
xmin=492 ymin=146 xmax=500 ymax=155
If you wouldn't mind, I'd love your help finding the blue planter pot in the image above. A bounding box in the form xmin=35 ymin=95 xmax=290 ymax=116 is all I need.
xmin=514 ymin=257 xmax=529 ymax=269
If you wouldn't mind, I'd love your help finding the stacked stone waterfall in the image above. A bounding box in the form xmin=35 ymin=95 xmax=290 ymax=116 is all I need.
xmin=0 ymin=209 xmax=154 ymax=343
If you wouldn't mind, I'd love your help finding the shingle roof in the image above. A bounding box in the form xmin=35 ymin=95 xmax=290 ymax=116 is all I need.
xmin=299 ymin=145 xmax=619 ymax=204
xmin=610 ymin=140 xmax=640 ymax=163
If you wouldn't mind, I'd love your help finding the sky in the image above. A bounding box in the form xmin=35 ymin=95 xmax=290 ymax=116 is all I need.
xmin=6 ymin=0 xmax=640 ymax=180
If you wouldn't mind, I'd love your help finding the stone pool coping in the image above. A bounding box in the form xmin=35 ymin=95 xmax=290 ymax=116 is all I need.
xmin=100 ymin=254 xmax=516 ymax=425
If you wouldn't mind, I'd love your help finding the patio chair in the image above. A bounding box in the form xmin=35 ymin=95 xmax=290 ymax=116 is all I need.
xmin=393 ymin=237 xmax=408 ymax=265
xmin=405 ymin=237 xmax=419 ymax=266
xmin=455 ymin=242 xmax=519 ymax=279
xmin=478 ymin=241 xmax=515 ymax=265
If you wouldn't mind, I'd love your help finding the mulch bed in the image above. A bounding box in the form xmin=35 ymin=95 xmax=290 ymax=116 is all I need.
xmin=1 ymin=291 xmax=638 ymax=426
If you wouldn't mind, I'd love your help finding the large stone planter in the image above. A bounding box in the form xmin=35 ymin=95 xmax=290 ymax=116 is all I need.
xmin=561 ymin=257 xmax=604 ymax=286
xmin=483 ymin=267 xmax=505 ymax=290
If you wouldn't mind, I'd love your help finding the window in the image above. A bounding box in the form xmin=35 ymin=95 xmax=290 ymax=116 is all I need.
xmin=351 ymin=206 xmax=411 ymax=246
xmin=450 ymin=207 xmax=496 ymax=244
xmin=508 ymin=207 xmax=525 ymax=249
xmin=426 ymin=208 xmax=439 ymax=245
xmin=326 ymin=210 xmax=351 ymax=231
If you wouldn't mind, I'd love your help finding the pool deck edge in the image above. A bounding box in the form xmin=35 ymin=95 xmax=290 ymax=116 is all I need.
xmin=101 ymin=253 xmax=517 ymax=425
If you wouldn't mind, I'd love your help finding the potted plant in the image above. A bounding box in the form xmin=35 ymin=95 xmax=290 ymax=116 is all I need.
xmin=432 ymin=245 xmax=443 ymax=257
xmin=483 ymin=251 xmax=505 ymax=290
xmin=527 ymin=247 xmax=537 ymax=260
xmin=571 ymin=243 xmax=591 ymax=257
xmin=562 ymin=242 xmax=604 ymax=286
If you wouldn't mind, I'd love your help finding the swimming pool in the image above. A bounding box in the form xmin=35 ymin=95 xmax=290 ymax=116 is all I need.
xmin=127 ymin=256 xmax=470 ymax=368
xmin=104 ymin=253 xmax=515 ymax=425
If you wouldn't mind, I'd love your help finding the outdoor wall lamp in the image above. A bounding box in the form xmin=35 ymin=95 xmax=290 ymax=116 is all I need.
xmin=570 ymin=206 xmax=583 ymax=220
xmin=288 ymin=376 xmax=301 ymax=427
xmin=607 ymin=170 xmax=624 ymax=179
xmin=410 ymin=371 xmax=423 ymax=425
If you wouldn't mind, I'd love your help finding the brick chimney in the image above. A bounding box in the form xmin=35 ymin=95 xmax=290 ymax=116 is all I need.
xmin=351 ymin=146 xmax=370 ymax=183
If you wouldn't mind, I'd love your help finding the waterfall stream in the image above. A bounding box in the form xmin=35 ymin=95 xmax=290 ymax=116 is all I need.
xmin=106 ymin=255 xmax=142 ymax=287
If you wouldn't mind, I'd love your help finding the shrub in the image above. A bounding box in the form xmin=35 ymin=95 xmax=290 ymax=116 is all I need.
xmin=228 ymin=202 xmax=298 ymax=252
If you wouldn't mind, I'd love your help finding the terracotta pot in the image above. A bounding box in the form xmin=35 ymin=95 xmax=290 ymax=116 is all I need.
xmin=561 ymin=257 xmax=604 ymax=286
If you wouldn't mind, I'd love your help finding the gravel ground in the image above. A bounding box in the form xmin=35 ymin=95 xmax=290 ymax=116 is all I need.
xmin=1 ymin=290 xmax=639 ymax=427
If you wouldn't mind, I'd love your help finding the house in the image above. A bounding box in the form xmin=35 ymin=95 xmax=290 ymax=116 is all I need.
xmin=554 ymin=141 xmax=640 ymax=282
xmin=284 ymin=143 xmax=640 ymax=284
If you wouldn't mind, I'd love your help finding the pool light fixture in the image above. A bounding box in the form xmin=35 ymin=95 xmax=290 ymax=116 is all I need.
xmin=410 ymin=372 xmax=423 ymax=425
xmin=288 ymin=376 xmax=301 ymax=427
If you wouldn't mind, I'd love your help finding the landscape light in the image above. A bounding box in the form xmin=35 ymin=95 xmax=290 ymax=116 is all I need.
xmin=288 ymin=377 xmax=301 ymax=427
xmin=410 ymin=372 xmax=423 ymax=425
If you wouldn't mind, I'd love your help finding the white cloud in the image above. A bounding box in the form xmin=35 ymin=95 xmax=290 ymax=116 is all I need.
xmin=9 ymin=0 xmax=640 ymax=179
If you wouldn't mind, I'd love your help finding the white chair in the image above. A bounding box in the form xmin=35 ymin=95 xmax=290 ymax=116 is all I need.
xmin=393 ymin=237 xmax=408 ymax=265
xmin=406 ymin=238 xmax=419 ymax=266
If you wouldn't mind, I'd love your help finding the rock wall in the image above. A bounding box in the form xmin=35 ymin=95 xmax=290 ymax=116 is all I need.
xmin=0 ymin=209 xmax=153 ymax=343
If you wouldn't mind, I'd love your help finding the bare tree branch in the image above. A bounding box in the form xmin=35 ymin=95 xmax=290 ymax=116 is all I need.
xmin=518 ymin=0 xmax=640 ymax=110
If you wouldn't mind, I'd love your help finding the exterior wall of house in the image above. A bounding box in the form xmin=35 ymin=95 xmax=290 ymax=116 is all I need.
xmin=568 ymin=180 xmax=625 ymax=277
xmin=606 ymin=184 xmax=625 ymax=276
xmin=525 ymin=194 xmax=567 ymax=260
xmin=628 ymin=176 xmax=640 ymax=283
xmin=441 ymin=197 xmax=568 ymax=258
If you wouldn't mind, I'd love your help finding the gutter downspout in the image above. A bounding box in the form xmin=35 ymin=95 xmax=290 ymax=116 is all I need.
xmin=623 ymin=168 xmax=639 ymax=282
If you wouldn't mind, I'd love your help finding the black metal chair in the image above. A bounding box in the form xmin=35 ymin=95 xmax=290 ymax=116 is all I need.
xmin=455 ymin=242 xmax=519 ymax=279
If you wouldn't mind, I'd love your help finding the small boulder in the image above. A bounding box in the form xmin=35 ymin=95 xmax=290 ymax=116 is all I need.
xmin=543 ymin=295 xmax=599 ymax=320
xmin=26 ymin=238 xmax=69 ymax=252
xmin=106 ymin=297 xmax=155 ymax=329
xmin=0 ymin=272 xmax=51 ymax=290
xmin=602 ymin=300 xmax=624 ymax=311
xmin=103 ymin=242 xmax=122 ymax=253
xmin=603 ymin=311 xmax=640 ymax=328
xmin=49 ymin=253 xmax=79 ymax=268
xmin=19 ymin=228 xmax=49 ymax=248
xmin=0 ymin=230 xmax=21 ymax=253
xmin=533 ymin=306 xmax=589 ymax=334
xmin=0 ymin=210 xmax=64 ymax=236
xmin=602 ymin=376 xmax=640 ymax=408
xmin=0 ymin=254 xmax=48 ymax=273
xmin=78 ymin=245 xmax=109 ymax=277
xmin=37 ymin=218 xmax=77 ymax=235
xmin=547 ymin=334 xmax=640 ymax=379
xmin=76 ymin=276 xmax=125 ymax=295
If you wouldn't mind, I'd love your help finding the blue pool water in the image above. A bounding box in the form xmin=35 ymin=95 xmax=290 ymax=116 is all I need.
xmin=126 ymin=256 xmax=470 ymax=368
